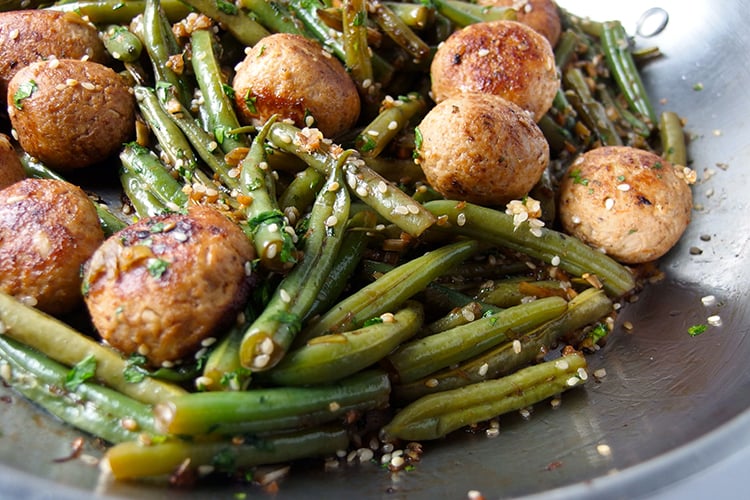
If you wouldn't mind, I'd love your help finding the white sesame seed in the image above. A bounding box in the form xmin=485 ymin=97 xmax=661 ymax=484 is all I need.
xmin=161 ymin=360 xmax=174 ymax=368
xmin=519 ymin=408 xmax=531 ymax=419
xmin=701 ymin=295 xmax=716 ymax=306
xmin=253 ymin=354 xmax=270 ymax=368
xmin=478 ymin=363 xmax=489 ymax=377
xmin=81 ymin=81 xmax=96 ymax=90
xmin=512 ymin=340 xmax=522 ymax=354
xmin=358 ymin=448 xmax=374 ymax=462
xmin=377 ymin=181 xmax=388 ymax=193
xmin=195 ymin=376 xmax=213 ymax=390
xmin=390 ymin=455 xmax=405 ymax=468
xmin=593 ymin=368 xmax=607 ymax=379
xmin=485 ymin=427 xmax=500 ymax=438
xmin=201 ymin=337 xmax=217 ymax=347
xmin=456 ymin=212 xmax=467 ymax=226
xmin=551 ymin=255 xmax=561 ymax=266
xmin=329 ymin=401 xmax=341 ymax=412
xmin=616 ymin=183 xmax=631 ymax=191
xmin=380 ymin=312 xmax=396 ymax=323
xmin=477 ymin=48 xmax=490 ymax=56
xmin=425 ymin=378 xmax=439 ymax=388
xmin=596 ymin=444 xmax=612 ymax=457
xmin=707 ymin=315 xmax=722 ymax=327
xmin=555 ymin=359 xmax=569 ymax=370
xmin=566 ymin=376 xmax=579 ymax=387
xmin=1 ymin=362 xmax=11 ymax=381
xmin=325 ymin=215 xmax=338 ymax=227
xmin=9 ymin=29 xmax=19 ymax=40
xmin=468 ymin=490 xmax=484 ymax=500
xmin=393 ymin=205 xmax=409 ymax=215
xmin=604 ymin=198 xmax=615 ymax=210
xmin=137 ymin=344 xmax=150 ymax=356
xmin=462 ymin=308 xmax=475 ymax=322
xmin=577 ymin=367 xmax=588 ymax=380
xmin=265 ymin=242 xmax=278 ymax=259
xmin=366 ymin=129 xmax=380 ymax=137
xmin=571 ymin=215 xmax=582 ymax=224
xmin=550 ymin=397 xmax=562 ymax=409
xmin=328 ymin=181 xmax=340 ymax=192
xmin=387 ymin=120 xmax=399 ymax=130
xmin=356 ymin=185 xmax=369 ymax=197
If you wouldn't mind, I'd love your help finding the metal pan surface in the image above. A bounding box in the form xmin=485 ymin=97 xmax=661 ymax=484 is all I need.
xmin=1 ymin=0 xmax=748 ymax=498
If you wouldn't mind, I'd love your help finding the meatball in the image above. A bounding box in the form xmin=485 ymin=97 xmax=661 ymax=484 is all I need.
xmin=415 ymin=93 xmax=549 ymax=206
xmin=232 ymin=33 xmax=360 ymax=138
xmin=430 ymin=20 xmax=559 ymax=122
xmin=558 ymin=146 xmax=694 ymax=264
xmin=0 ymin=178 xmax=103 ymax=315
xmin=477 ymin=0 xmax=562 ymax=47
xmin=0 ymin=134 xmax=25 ymax=189
xmin=7 ymin=58 xmax=135 ymax=170
xmin=82 ymin=206 xmax=256 ymax=367
xmin=0 ymin=10 xmax=107 ymax=100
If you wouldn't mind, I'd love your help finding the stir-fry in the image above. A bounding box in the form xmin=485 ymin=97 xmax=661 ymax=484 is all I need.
xmin=0 ymin=0 xmax=694 ymax=488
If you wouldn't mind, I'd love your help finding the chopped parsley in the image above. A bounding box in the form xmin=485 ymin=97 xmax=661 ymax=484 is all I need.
xmin=244 ymin=91 xmax=258 ymax=114
xmin=13 ymin=80 xmax=37 ymax=109
xmin=569 ymin=169 xmax=589 ymax=186
xmin=363 ymin=317 xmax=384 ymax=327
xmin=216 ymin=0 xmax=238 ymax=15
xmin=123 ymin=354 xmax=149 ymax=383
xmin=65 ymin=355 xmax=97 ymax=391
xmin=147 ymin=258 xmax=169 ymax=278
xmin=688 ymin=323 xmax=708 ymax=337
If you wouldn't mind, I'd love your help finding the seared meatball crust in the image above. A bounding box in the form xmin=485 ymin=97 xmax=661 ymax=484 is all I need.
xmin=416 ymin=93 xmax=549 ymax=206
xmin=7 ymin=58 xmax=135 ymax=171
xmin=558 ymin=146 xmax=693 ymax=264
xmin=430 ymin=20 xmax=559 ymax=122
xmin=0 ymin=178 xmax=103 ymax=315
xmin=0 ymin=10 xmax=107 ymax=100
xmin=232 ymin=33 xmax=360 ymax=138
xmin=83 ymin=206 xmax=256 ymax=367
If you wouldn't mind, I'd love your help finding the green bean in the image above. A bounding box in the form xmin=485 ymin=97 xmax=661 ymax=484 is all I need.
xmin=355 ymin=92 xmax=426 ymax=157
xmin=306 ymin=209 xmax=378 ymax=320
xmin=369 ymin=1 xmax=431 ymax=62
xmin=387 ymin=296 xmax=568 ymax=384
xmin=278 ymin=166 xmax=325 ymax=219
xmin=103 ymin=425 xmax=350 ymax=480
xmin=382 ymin=352 xmax=588 ymax=441
xmin=298 ymin=239 xmax=480 ymax=342
xmin=423 ymin=200 xmax=635 ymax=297
xmin=46 ymin=0 xmax=193 ymax=24
xmin=554 ymin=29 xmax=580 ymax=70
xmin=564 ymin=67 xmax=622 ymax=146
xmin=200 ymin=308 xmax=253 ymax=391
xmin=190 ymin=29 xmax=248 ymax=155
xmin=142 ymin=0 xmax=193 ymax=108
xmin=476 ymin=279 xmax=571 ymax=308
xmin=659 ymin=110 xmax=688 ymax=166
xmin=0 ymin=335 xmax=157 ymax=444
xmin=383 ymin=2 xmax=434 ymax=30
xmin=265 ymin=301 xmax=422 ymax=386
xmin=119 ymin=163 xmax=169 ymax=218
xmin=420 ymin=301 xmax=485 ymax=337
xmin=240 ymin=158 xmax=350 ymax=371
xmin=102 ymin=24 xmax=143 ymax=62
xmin=342 ymin=0 xmax=374 ymax=92
xmin=601 ymin=20 xmax=657 ymax=126
xmin=0 ymin=291 xmax=187 ymax=405
xmin=119 ymin=142 xmax=189 ymax=212
xmin=597 ymin=84 xmax=652 ymax=139
xmin=238 ymin=0 xmax=305 ymax=35
xmin=178 ymin=0 xmax=270 ymax=46
xmin=268 ymin=121 xmax=436 ymax=236
xmin=394 ymin=288 xmax=612 ymax=401
xmin=431 ymin=0 xmax=482 ymax=26
xmin=538 ymin=113 xmax=578 ymax=154
xmin=154 ymin=369 xmax=389 ymax=435
xmin=21 ymin=153 xmax=128 ymax=235
xmin=442 ymin=0 xmax=517 ymax=23
xmin=238 ymin=116 xmax=296 ymax=269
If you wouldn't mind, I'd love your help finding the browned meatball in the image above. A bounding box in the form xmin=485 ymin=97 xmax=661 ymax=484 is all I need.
xmin=477 ymin=0 xmax=562 ymax=47
xmin=0 ymin=178 xmax=103 ymax=315
xmin=558 ymin=146 xmax=694 ymax=264
xmin=82 ymin=206 xmax=256 ymax=367
xmin=0 ymin=10 xmax=107 ymax=100
xmin=7 ymin=58 xmax=135 ymax=170
xmin=430 ymin=20 xmax=559 ymax=122
xmin=415 ymin=93 xmax=549 ymax=206
xmin=0 ymin=134 xmax=25 ymax=189
xmin=232 ymin=33 xmax=360 ymax=138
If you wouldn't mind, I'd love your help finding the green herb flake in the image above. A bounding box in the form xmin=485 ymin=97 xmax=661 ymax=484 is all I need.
xmin=222 ymin=83 xmax=235 ymax=100
xmin=569 ymin=169 xmax=589 ymax=186
xmin=589 ymin=323 xmax=609 ymax=343
xmin=147 ymin=258 xmax=169 ymax=278
xmin=616 ymin=175 xmax=626 ymax=182
xmin=149 ymin=222 xmax=166 ymax=233
xmin=244 ymin=91 xmax=258 ymax=114
xmin=363 ymin=317 xmax=384 ymax=327
xmin=692 ymin=82 xmax=704 ymax=91
xmin=13 ymin=80 xmax=37 ymax=110
xmin=353 ymin=10 xmax=367 ymax=26
xmin=65 ymin=355 xmax=97 ymax=391
xmin=123 ymin=354 xmax=148 ymax=384
xmin=358 ymin=135 xmax=377 ymax=152
xmin=688 ymin=324 xmax=708 ymax=337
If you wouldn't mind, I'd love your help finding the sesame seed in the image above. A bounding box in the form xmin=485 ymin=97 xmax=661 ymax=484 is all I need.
xmin=577 ymin=367 xmax=588 ymax=380
xmin=566 ymin=376 xmax=579 ymax=387
xmin=66 ymin=78 xmax=79 ymax=87
xmin=551 ymin=255 xmax=561 ymax=266
xmin=265 ymin=242 xmax=278 ymax=260
xmin=195 ymin=376 xmax=213 ymax=390
xmin=377 ymin=181 xmax=388 ymax=193
xmin=593 ymin=368 xmax=607 ymax=379
xmin=478 ymin=363 xmax=489 ymax=377
xmin=9 ymin=29 xmax=18 ymax=40
xmin=325 ymin=215 xmax=338 ymax=227
xmin=468 ymin=490 xmax=484 ymax=500
xmin=512 ymin=340 xmax=522 ymax=354
xmin=393 ymin=205 xmax=409 ymax=215
xmin=456 ymin=212 xmax=467 ymax=226
xmin=267 ymin=222 xmax=279 ymax=233
xmin=425 ymin=378 xmax=439 ymax=388
xmin=477 ymin=48 xmax=490 ymax=56
xmin=305 ymin=115 xmax=315 ymax=127
xmin=596 ymin=444 xmax=612 ymax=457
xmin=571 ymin=215 xmax=582 ymax=224
xmin=1 ymin=362 xmax=11 ymax=381
xmin=278 ymin=133 xmax=292 ymax=144
xmin=172 ymin=231 xmax=188 ymax=242
xmin=81 ymin=81 xmax=96 ymax=91
xmin=329 ymin=401 xmax=341 ymax=412
xmin=550 ymin=397 xmax=562 ymax=409
xmin=462 ymin=308 xmax=475 ymax=322
xmin=328 ymin=181 xmax=340 ymax=192
xmin=380 ymin=312 xmax=396 ymax=323
xmin=137 ymin=344 xmax=150 ymax=356
xmin=201 ymin=337 xmax=217 ymax=347
xmin=253 ymin=353 xmax=270 ymax=368
xmin=701 ymin=295 xmax=716 ymax=306
xmin=407 ymin=204 xmax=420 ymax=214
xmin=161 ymin=360 xmax=174 ymax=368
xmin=555 ymin=359 xmax=569 ymax=370
xmin=387 ymin=120 xmax=399 ymax=130
xmin=356 ymin=185 xmax=369 ymax=197
xmin=707 ymin=315 xmax=722 ymax=327
xmin=367 ymin=129 xmax=380 ymax=137
xmin=616 ymin=183 xmax=631 ymax=191
xmin=519 ymin=408 xmax=531 ymax=419
xmin=390 ymin=455 xmax=405 ymax=468
xmin=604 ymin=198 xmax=615 ymax=210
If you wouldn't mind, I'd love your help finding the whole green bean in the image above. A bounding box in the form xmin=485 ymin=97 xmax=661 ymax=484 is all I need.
xmin=46 ymin=0 xmax=193 ymax=24
xmin=564 ymin=67 xmax=622 ymax=146
xmin=394 ymin=288 xmax=612 ymax=401
xmin=104 ymin=425 xmax=349 ymax=480
xmin=240 ymin=159 xmax=350 ymax=371
xmin=190 ymin=29 xmax=248 ymax=154
xmin=278 ymin=166 xmax=325 ymax=218
xmin=102 ymin=24 xmax=143 ymax=62
xmin=0 ymin=335 xmax=157 ymax=444
xmin=154 ymin=369 xmax=389 ymax=435
xmin=179 ymin=0 xmax=270 ymax=46
xmin=119 ymin=142 xmax=189 ymax=211
xmin=265 ymin=301 xmax=423 ymax=386
xmin=342 ymin=0 xmax=374 ymax=91
xmin=383 ymin=2 xmax=434 ymax=30
xmin=382 ymin=352 xmax=588 ymax=441
xmin=601 ymin=20 xmax=657 ymax=126
xmin=119 ymin=163 xmax=169 ymax=218
xmin=298 ymin=239 xmax=479 ymax=342
xmin=423 ymin=200 xmax=635 ymax=297
xmin=0 ymin=291 xmax=187 ymax=405
xmin=476 ymin=278 xmax=570 ymax=308
xmin=387 ymin=296 xmax=568 ymax=384
xmin=355 ymin=92 xmax=426 ymax=157
xmin=442 ymin=0 xmax=517 ymax=23
xmin=659 ymin=110 xmax=688 ymax=166
xmin=369 ymin=0 xmax=431 ymax=62
xmin=238 ymin=0 xmax=305 ymax=35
